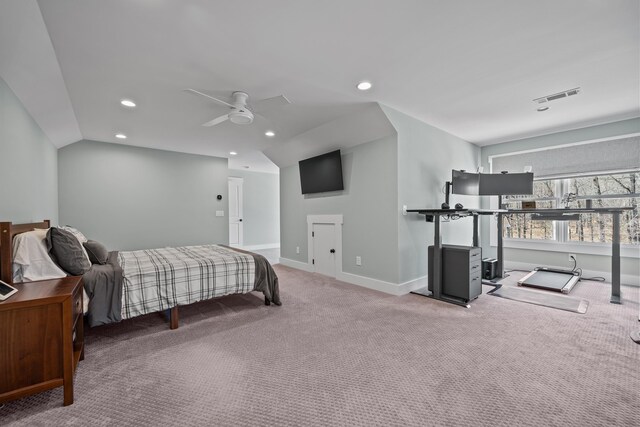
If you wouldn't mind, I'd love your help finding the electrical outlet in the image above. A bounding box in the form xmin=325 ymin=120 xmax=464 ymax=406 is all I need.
xmin=568 ymin=253 xmax=577 ymax=263
xmin=356 ymin=256 xmax=362 ymax=266
xmin=296 ymin=246 xmax=300 ymax=254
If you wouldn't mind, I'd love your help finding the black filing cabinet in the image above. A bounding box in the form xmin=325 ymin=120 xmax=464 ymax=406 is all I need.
xmin=428 ymin=245 xmax=482 ymax=302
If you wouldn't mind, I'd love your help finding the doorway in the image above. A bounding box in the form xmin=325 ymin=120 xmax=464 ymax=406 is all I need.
xmin=312 ymin=223 xmax=336 ymax=277
xmin=307 ymin=214 xmax=343 ymax=278
xmin=228 ymin=177 xmax=243 ymax=246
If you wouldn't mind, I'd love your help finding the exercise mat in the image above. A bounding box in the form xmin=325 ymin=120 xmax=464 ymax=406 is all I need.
xmin=488 ymin=285 xmax=588 ymax=314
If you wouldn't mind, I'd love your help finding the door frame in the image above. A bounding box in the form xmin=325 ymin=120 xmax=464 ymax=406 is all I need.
xmin=307 ymin=214 xmax=343 ymax=276
xmin=228 ymin=176 xmax=244 ymax=246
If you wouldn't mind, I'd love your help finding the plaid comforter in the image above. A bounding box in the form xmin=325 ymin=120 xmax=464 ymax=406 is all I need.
xmin=118 ymin=245 xmax=256 ymax=319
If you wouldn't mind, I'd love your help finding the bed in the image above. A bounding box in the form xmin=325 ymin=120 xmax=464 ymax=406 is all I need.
xmin=0 ymin=220 xmax=281 ymax=329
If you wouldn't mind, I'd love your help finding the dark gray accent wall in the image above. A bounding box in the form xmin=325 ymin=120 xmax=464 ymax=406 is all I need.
xmin=0 ymin=76 xmax=59 ymax=224
xmin=58 ymin=140 xmax=229 ymax=251
xmin=229 ymin=169 xmax=280 ymax=247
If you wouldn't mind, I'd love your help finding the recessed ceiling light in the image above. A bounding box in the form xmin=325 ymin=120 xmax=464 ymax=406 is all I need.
xmin=356 ymin=81 xmax=372 ymax=91
xmin=120 ymin=99 xmax=136 ymax=107
xmin=229 ymin=151 xmax=237 ymax=156
xmin=115 ymin=133 xmax=127 ymax=139
xmin=243 ymin=166 xmax=250 ymax=169
xmin=265 ymin=130 xmax=275 ymax=137
xmin=537 ymin=106 xmax=549 ymax=112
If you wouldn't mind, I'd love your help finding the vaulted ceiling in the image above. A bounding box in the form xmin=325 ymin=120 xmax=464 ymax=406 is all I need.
xmin=1 ymin=0 xmax=638 ymax=173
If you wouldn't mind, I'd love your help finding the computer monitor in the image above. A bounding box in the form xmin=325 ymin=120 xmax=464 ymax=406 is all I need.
xmin=479 ymin=172 xmax=533 ymax=195
xmin=451 ymin=170 xmax=479 ymax=195
xmin=451 ymin=170 xmax=534 ymax=196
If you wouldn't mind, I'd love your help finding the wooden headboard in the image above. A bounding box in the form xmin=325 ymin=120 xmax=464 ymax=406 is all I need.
xmin=0 ymin=220 xmax=50 ymax=284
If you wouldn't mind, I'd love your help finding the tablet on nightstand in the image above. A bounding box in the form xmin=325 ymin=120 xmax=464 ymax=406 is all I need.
xmin=0 ymin=280 xmax=18 ymax=301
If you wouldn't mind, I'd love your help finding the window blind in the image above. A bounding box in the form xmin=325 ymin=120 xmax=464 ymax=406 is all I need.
xmin=491 ymin=135 xmax=640 ymax=179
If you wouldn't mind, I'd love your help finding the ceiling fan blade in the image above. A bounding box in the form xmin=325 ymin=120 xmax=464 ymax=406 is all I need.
xmin=185 ymin=88 xmax=235 ymax=108
xmin=251 ymin=95 xmax=291 ymax=113
xmin=202 ymin=114 xmax=229 ymax=127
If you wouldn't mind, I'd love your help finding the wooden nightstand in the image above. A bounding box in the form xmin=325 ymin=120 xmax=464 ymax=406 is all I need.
xmin=0 ymin=276 xmax=84 ymax=406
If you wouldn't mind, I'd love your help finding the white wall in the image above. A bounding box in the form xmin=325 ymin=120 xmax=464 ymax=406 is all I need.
xmin=479 ymin=118 xmax=640 ymax=284
xmin=381 ymin=105 xmax=482 ymax=283
xmin=229 ymin=169 xmax=280 ymax=248
xmin=58 ymin=140 xmax=229 ymax=251
xmin=0 ymin=75 xmax=59 ymax=224
xmin=280 ymin=135 xmax=399 ymax=283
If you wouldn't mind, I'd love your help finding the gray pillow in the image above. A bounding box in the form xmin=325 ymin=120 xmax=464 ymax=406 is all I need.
xmin=46 ymin=227 xmax=92 ymax=275
xmin=83 ymin=240 xmax=109 ymax=265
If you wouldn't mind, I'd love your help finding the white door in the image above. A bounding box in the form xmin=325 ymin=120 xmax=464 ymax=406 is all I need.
xmin=313 ymin=223 xmax=336 ymax=277
xmin=228 ymin=177 xmax=243 ymax=246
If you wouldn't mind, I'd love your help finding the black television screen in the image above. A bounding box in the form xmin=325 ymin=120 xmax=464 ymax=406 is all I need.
xmin=299 ymin=150 xmax=344 ymax=194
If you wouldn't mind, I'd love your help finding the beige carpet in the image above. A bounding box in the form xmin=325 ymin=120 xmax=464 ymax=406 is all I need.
xmin=1 ymin=265 xmax=639 ymax=426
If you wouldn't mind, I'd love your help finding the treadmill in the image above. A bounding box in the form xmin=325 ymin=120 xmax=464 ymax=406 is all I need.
xmin=518 ymin=267 xmax=581 ymax=294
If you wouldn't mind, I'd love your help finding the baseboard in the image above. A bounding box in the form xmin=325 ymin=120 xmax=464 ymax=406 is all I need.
xmin=240 ymin=243 xmax=280 ymax=250
xmin=399 ymin=275 xmax=429 ymax=294
xmin=337 ymin=271 xmax=405 ymax=295
xmin=279 ymin=257 xmax=314 ymax=272
xmin=504 ymin=261 xmax=640 ymax=287
xmin=277 ymin=258 xmax=426 ymax=295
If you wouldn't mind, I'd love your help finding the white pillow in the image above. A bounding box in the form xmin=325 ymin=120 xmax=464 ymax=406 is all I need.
xmin=60 ymin=225 xmax=88 ymax=243
xmin=60 ymin=225 xmax=92 ymax=265
xmin=12 ymin=229 xmax=67 ymax=282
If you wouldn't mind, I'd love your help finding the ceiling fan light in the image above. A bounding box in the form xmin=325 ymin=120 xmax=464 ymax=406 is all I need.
xmin=229 ymin=110 xmax=254 ymax=124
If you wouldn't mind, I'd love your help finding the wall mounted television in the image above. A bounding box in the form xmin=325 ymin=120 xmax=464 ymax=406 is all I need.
xmin=299 ymin=150 xmax=344 ymax=194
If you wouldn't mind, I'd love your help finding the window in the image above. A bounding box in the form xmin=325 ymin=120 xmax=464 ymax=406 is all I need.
xmin=503 ymin=172 xmax=639 ymax=245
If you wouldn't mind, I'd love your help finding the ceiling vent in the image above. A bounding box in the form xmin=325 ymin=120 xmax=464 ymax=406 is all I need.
xmin=533 ymin=87 xmax=581 ymax=104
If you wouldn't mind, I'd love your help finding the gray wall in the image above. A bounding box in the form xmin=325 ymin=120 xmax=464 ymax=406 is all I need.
xmin=381 ymin=106 xmax=481 ymax=283
xmin=229 ymin=169 xmax=280 ymax=247
xmin=280 ymin=135 xmax=399 ymax=283
xmin=0 ymin=76 xmax=59 ymax=224
xmin=58 ymin=140 xmax=229 ymax=251
xmin=480 ymin=118 xmax=640 ymax=281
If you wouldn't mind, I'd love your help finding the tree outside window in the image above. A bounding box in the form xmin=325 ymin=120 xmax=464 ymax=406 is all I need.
xmin=503 ymin=172 xmax=639 ymax=245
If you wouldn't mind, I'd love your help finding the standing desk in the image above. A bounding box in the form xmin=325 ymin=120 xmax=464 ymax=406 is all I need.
xmin=407 ymin=208 xmax=503 ymax=307
xmin=498 ymin=207 xmax=633 ymax=304
xmin=409 ymin=207 xmax=632 ymax=307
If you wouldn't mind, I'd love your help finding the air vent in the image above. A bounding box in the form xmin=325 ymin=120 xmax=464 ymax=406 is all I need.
xmin=533 ymin=87 xmax=581 ymax=104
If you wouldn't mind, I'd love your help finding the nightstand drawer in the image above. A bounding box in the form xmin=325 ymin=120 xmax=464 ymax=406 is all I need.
xmin=72 ymin=287 xmax=83 ymax=324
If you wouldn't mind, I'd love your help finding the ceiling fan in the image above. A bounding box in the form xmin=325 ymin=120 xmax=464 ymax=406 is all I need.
xmin=185 ymin=88 xmax=290 ymax=127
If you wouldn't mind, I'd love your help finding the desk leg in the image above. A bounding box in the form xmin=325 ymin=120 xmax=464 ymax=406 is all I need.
xmin=473 ymin=214 xmax=479 ymax=248
xmin=432 ymin=216 xmax=442 ymax=299
xmin=611 ymin=212 xmax=621 ymax=304
xmin=496 ymin=212 xmax=504 ymax=278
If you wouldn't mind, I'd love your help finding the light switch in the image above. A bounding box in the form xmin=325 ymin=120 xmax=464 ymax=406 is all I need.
xmin=216 ymin=211 xmax=225 ymax=217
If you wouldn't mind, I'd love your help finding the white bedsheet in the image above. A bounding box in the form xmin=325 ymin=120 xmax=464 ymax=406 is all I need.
xmin=12 ymin=229 xmax=89 ymax=313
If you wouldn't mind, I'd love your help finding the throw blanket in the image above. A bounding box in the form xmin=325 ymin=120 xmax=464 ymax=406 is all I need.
xmin=83 ymin=251 xmax=123 ymax=327
xmin=221 ymin=245 xmax=281 ymax=306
